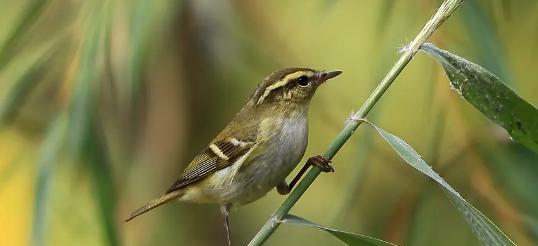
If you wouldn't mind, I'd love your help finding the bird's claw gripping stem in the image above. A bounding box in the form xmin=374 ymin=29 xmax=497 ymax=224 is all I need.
xmin=307 ymin=155 xmax=334 ymax=173
xmin=277 ymin=155 xmax=335 ymax=196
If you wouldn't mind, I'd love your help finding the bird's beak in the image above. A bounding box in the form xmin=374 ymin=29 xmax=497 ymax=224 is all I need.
xmin=316 ymin=70 xmax=343 ymax=83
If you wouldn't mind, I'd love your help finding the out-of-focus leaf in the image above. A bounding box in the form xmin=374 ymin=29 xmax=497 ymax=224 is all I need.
xmin=0 ymin=154 xmax=22 ymax=188
xmin=282 ymin=214 xmax=397 ymax=246
xmin=376 ymin=0 xmax=395 ymax=37
xmin=84 ymin=126 xmax=120 ymax=246
xmin=31 ymin=116 xmax=66 ymax=246
xmin=333 ymin=109 xmax=380 ymax=225
xmin=479 ymin=143 xmax=538 ymax=240
xmin=523 ymin=216 xmax=538 ymax=242
xmin=499 ymin=0 xmax=511 ymax=20
xmin=68 ymin=2 xmax=119 ymax=245
xmin=0 ymin=43 xmax=58 ymax=125
xmin=0 ymin=0 xmax=51 ymax=71
xmin=421 ymin=43 xmax=538 ymax=154
xmin=486 ymin=145 xmax=538 ymax=211
xmin=68 ymin=1 xmax=109 ymax=156
xmin=364 ymin=122 xmax=516 ymax=245
xmin=126 ymin=0 xmax=152 ymax=104
xmin=462 ymin=0 xmax=510 ymax=83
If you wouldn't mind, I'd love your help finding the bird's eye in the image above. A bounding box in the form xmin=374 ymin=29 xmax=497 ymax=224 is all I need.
xmin=296 ymin=76 xmax=309 ymax=87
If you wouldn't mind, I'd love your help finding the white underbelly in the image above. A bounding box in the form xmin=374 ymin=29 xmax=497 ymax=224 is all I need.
xmin=220 ymin=118 xmax=308 ymax=205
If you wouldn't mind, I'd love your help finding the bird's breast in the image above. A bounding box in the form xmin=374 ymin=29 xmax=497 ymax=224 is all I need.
xmin=272 ymin=117 xmax=309 ymax=168
xmin=222 ymin=116 xmax=309 ymax=205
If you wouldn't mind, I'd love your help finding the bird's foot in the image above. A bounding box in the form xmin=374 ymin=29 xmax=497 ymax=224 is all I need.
xmin=307 ymin=155 xmax=334 ymax=173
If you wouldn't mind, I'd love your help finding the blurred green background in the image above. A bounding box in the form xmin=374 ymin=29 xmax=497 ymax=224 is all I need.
xmin=0 ymin=0 xmax=537 ymax=245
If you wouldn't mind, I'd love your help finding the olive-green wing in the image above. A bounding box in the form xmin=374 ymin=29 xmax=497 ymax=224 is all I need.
xmin=166 ymin=138 xmax=254 ymax=193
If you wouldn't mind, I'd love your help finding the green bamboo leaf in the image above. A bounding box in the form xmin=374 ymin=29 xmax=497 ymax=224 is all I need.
xmin=31 ymin=116 xmax=66 ymax=246
xmin=364 ymin=122 xmax=515 ymax=245
xmin=421 ymin=42 xmax=538 ymax=154
xmin=282 ymin=214 xmax=397 ymax=246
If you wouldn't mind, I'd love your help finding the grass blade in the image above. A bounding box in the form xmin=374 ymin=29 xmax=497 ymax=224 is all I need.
xmin=84 ymin=127 xmax=120 ymax=246
xmin=421 ymin=42 xmax=538 ymax=154
xmin=69 ymin=2 xmax=119 ymax=245
xmin=31 ymin=116 xmax=66 ymax=246
xmin=282 ymin=214 xmax=397 ymax=246
xmin=363 ymin=121 xmax=516 ymax=245
xmin=68 ymin=1 xmax=109 ymax=156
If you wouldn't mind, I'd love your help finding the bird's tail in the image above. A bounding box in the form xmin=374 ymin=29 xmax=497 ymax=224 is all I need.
xmin=125 ymin=191 xmax=183 ymax=222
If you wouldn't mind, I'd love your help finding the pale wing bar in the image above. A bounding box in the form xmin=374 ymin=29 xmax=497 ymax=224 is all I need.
xmin=166 ymin=138 xmax=253 ymax=193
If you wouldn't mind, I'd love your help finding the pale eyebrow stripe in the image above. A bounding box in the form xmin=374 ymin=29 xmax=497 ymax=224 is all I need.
xmin=256 ymin=71 xmax=313 ymax=104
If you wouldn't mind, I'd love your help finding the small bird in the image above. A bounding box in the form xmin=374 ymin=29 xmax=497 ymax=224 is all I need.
xmin=125 ymin=68 xmax=342 ymax=245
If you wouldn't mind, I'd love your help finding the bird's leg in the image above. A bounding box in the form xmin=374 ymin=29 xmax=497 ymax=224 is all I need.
xmin=276 ymin=163 xmax=308 ymax=195
xmin=276 ymin=182 xmax=292 ymax=195
xmin=276 ymin=155 xmax=334 ymax=195
xmin=220 ymin=205 xmax=231 ymax=246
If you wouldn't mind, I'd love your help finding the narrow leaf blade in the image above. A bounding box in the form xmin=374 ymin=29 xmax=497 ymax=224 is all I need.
xmin=85 ymin=128 xmax=120 ymax=246
xmin=67 ymin=1 xmax=108 ymax=156
xmin=0 ymin=42 xmax=59 ymax=125
xmin=31 ymin=116 xmax=66 ymax=246
xmin=282 ymin=214 xmax=397 ymax=246
xmin=421 ymin=42 xmax=538 ymax=153
xmin=366 ymin=122 xmax=515 ymax=245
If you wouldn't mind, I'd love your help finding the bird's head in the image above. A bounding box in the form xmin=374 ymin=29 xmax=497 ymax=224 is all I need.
xmin=248 ymin=68 xmax=342 ymax=107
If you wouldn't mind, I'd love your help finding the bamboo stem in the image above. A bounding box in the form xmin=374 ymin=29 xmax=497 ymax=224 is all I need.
xmin=248 ymin=1 xmax=464 ymax=245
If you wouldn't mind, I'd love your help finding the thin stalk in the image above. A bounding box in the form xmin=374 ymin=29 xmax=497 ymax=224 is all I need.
xmin=248 ymin=1 xmax=464 ymax=245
